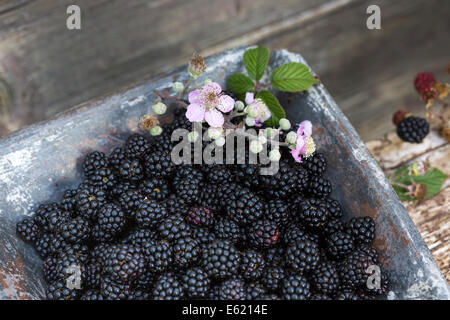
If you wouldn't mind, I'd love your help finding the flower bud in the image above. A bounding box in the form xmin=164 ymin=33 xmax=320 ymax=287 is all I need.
xmin=150 ymin=126 xmax=162 ymax=136
xmin=188 ymin=54 xmax=206 ymax=78
xmin=203 ymin=79 xmax=212 ymax=85
xmin=215 ymin=137 xmax=226 ymax=147
xmin=208 ymin=127 xmax=223 ymax=140
xmin=279 ymin=118 xmax=291 ymax=130
xmin=188 ymin=131 xmax=200 ymax=143
xmin=172 ymin=82 xmax=184 ymax=93
xmin=269 ymin=149 xmax=281 ymax=162
xmin=152 ymin=102 xmax=167 ymax=115
xmin=250 ymin=140 xmax=263 ymax=154
xmin=286 ymin=131 xmax=298 ymax=144
xmin=245 ymin=117 xmax=256 ymax=127
xmin=258 ymin=135 xmax=267 ymax=144
xmin=234 ymin=100 xmax=245 ymax=111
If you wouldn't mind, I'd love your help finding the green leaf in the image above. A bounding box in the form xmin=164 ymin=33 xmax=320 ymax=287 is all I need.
xmin=227 ymin=73 xmax=254 ymax=97
xmin=270 ymin=62 xmax=318 ymax=92
xmin=256 ymin=90 xmax=286 ymax=127
xmin=243 ymin=46 xmax=270 ymax=81
xmin=411 ymin=168 xmax=447 ymax=199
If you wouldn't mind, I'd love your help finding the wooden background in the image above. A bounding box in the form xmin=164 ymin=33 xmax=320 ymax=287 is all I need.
xmin=0 ymin=0 xmax=449 ymax=140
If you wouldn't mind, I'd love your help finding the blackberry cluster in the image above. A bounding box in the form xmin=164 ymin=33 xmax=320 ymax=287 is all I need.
xmin=16 ymin=111 xmax=388 ymax=300
xmin=396 ymin=116 xmax=430 ymax=143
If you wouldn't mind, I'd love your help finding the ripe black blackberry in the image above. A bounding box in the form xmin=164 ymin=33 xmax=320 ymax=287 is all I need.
xmin=118 ymin=189 xmax=144 ymax=216
xmin=119 ymin=158 xmax=144 ymax=182
xmin=61 ymin=189 xmax=78 ymax=213
xmin=281 ymin=224 xmax=314 ymax=246
xmin=162 ymin=193 xmax=187 ymax=215
xmin=308 ymin=175 xmax=332 ymax=198
xmin=173 ymin=236 xmax=200 ymax=267
xmin=92 ymin=224 xmax=115 ymax=243
xmin=81 ymin=289 xmax=104 ymax=300
xmin=311 ymin=261 xmax=340 ymax=296
xmin=338 ymin=250 xmax=376 ymax=290
xmin=325 ymin=231 xmax=355 ymax=259
xmin=43 ymin=256 xmax=59 ymax=283
xmin=310 ymin=294 xmax=332 ymax=300
xmin=158 ymin=214 xmax=192 ymax=241
xmin=199 ymin=185 xmax=222 ymax=212
xmin=247 ymin=219 xmax=280 ymax=248
xmin=346 ymin=216 xmax=375 ymax=245
xmin=153 ymin=272 xmax=185 ymax=300
xmin=85 ymin=258 xmax=102 ymax=289
xmin=216 ymin=278 xmax=246 ymax=300
xmin=239 ymin=250 xmax=266 ymax=280
xmin=233 ymin=150 xmax=262 ymax=189
xmin=213 ymin=217 xmax=240 ymax=244
xmin=262 ymin=266 xmax=285 ymax=291
xmin=46 ymin=280 xmax=79 ymax=300
xmin=16 ymin=217 xmax=40 ymax=243
xmin=264 ymin=199 xmax=290 ymax=227
xmin=34 ymin=233 xmax=66 ymax=258
xmin=125 ymin=134 xmax=151 ymax=159
xmin=202 ymin=164 xmax=234 ymax=184
xmin=104 ymin=244 xmax=146 ymax=283
xmin=246 ymin=282 xmax=267 ymax=300
xmin=335 ymin=290 xmax=359 ymax=300
xmin=186 ymin=206 xmax=215 ymax=227
xmin=34 ymin=206 xmax=70 ymax=233
xmin=174 ymin=178 xmax=201 ymax=204
xmin=358 ymin=244 xmax=379 ymax=263
xmin=397 ymin=116 xmax=430 ymax=143
xmin=108 ymin=180 xmax=137 ymax=199
xmin=100 ymin=277 xmax=133 ymax=300
xmin=59 ymin=216 xmax=91 ymax=244
xmin=298 ymin=198 xmax=330 ymax=229
xmin=90 ymin=167 xmax=116 ymax=190
xmin=140 ymin=178 xmax=170 ymax=201
xmin=97 ymin=203 xmax=127 ymax=236
xmin=201 ymin=240 xmax=241 ymax=279
xmin=286 ymin=238 xmax=320 ymax=273
xmin=135 ymin=199 xmax=167 ymax=229
xmin=151 ymin=131 xmax=173 ymax=152
xmin=301 ymin=152 xmax=327 ymax=176
xmin=281 ymin=274 xmax=311 ymax=300
xmin=172 ymin=164 xmax=203 ymax=188
xmin=122 ymin=228 xmax=157 ymax=247
xmin=322 ymin=218 xmax=345 ymax=237
xmin=108 ymin=147 xmax=128 ymax=172
xmin=76 ymin=185 xmax=107 ymax=220
xmin=322 ymin=198 xmax=344 ymax=219
xmin=83 ymin=151 xmax=109 ymax=177
xmin=191 ymin=227 xmax=216 ymax=250
xmin=143 ymin=239 xmax=173 ymax=273
xmin=144 ymin=150 xmax=174 ymax=178
xmin=52 ymin=250 xmax=87 ymax=284
xmin=225 ymin=187 xmax=264 ymax=225
xmin=182 ymin=267 xmax=210 ymax=298
xmin=265 ymin=245 xmax=286 ymax=267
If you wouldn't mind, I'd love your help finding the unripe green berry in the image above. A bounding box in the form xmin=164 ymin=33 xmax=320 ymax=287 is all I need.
xmin=245 ymin=117 xmax=256 ymax=127
xmin=215 ymin=137 xmax=226 ymax=147
xmin=150 ymin=126 xmax=162 ymax=136
xmin=234 ymin=100 xmax=245 ymax=111
xmin=208 ymin=127 xmax=223 ymax=140
xmin=279 ymin=118 xmax=291 ymax=130
xmin=152 ymin=102 xmax=167 ymax=115
xmin=286 ymin=131 xmax=298 ymax=144
xmin=269 ymin=149 xmax=281 ymax=162
xmin=172 ymin=82 xmax=184 ymax=93
xmin=247 ymin=106 xmax=259 ymax=118
xmin=258 ymin=135 xmax=267 ymax=144
xmin=249 ymin=140 xmax=263 ymax=154
xmin=188 ymin=131 xmax=200 ymax=143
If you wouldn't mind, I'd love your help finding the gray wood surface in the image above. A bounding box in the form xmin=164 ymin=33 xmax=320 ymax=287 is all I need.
xmin=0 ymin=0 xmax=449 ymax=140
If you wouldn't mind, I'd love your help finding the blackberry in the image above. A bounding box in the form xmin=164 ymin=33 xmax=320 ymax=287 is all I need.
xmin=153 ymin=272 xmax=185 ymax=300
xmin=201 ymin=240 xmax=241 ymax=279
xmin=346 ymin=216 xmax=376 ymax=245
xmin=298 ymin=198 xmax=330 ymax=229
xmin=103 ymin=244 xmax=146 ymax=283
xmin=122 ymin=228 xmax=157 ymax=247
xmin=85 ymin=258 xmax=102 ymax=288
xmin=233 ymin=150 xmax=262 ymax=189
xmin=281 ymin=274 xmax=311 ymax=300
xmin=172 ymin=236 xmax=200 ymax=267
xmin=308 ymin=175 xmax=332 ymax=198
xmin=175 ymin=178 xmax=201 ymax=204
xmin=239 ymin=250 xmax=266 ymax=280
xmin=247 ymin=219 xmax=280 ymax=248
xmin=182 ymin=267 xmax=210 ymax=298
xmin=119 ymin=158 xmax=144 ymax=182
xmin=118 ymin=189 xmax=144 ymax=215
xmin=140 ymin=178 xmax=170 ymax=201
xmin=265 ymin=245 xmax=286 ymax=267
xmin=213 ymin=217 xmax=240 ymax=244
xmin=310 ymin=294 xmax=332 ymax=300
xmin=35 ymin=206 xmax=70 ymax=233
xmin=322 ymin=218 xmax=345 ymax=237
xmin=61 ymin=189 xmax=78 ymax=213
xmin=311 ymin=261 xmax=340 ymax=295
xmin=125 ymin=134 xmax=151 ymax=158
xmin=225 ymin=188 xmax=264 ymax=225
xmin=246 ymin=282 xmax=267 ymax=300
xmin=108 ymin=180 xmax=137 ymax=199
xmin=90 ymin=167 xmax=116 ymax=190
xmin=92 ymin=224 xmax=115 ymax=243
xmin=81 ymin=289 xmax=104 ymax=300
xmin=203 ymin=164 xmax=234 ymax=184
xmin=301 ymin=152 xmax=327 ymax=176
xmin=143 ymin=239 xmax=173 ymax=273
xmin=358 ymin=244 xmax=379 ymax=262
xmin=158 ymin=214 xmax=191 ymax=241
xmin=325 ymin=231 xmax=354 ymax=259
xmin=338 ymin=250 xmax=376 ymax=290
xmin=97 ymin=203 xmax=127 ymax=236
xmin=186 ymin=206 xmax=215 ymax=227
xmin=76 ymin=185 xmax=107 ymax=220
xmin=108 ymin=147 xmax=128 ymax=172
xmin=216 ymin=278 xmax=246 ymax=300
xmin=364 ymin=273 xmax=390 ymax=297
xmin=286 ymin=238 xmax=320 ymax=273
xmin=133 ymin=269 xmax=155 ymax=291
xmin=34 ymin=233 xmax=66 ymax=258
xmin=135 ymin=200 xmax=168 ymax=229
xmin=162 ymin=194 xmax=187 ymax=215
xmin=100 ymin=277 xmax=133 ymax=300
xmin=59 ymin=216 xmax=91 ymax=244
xmin=151 ymin=131 xmax=173 ymax=152
xmin=16 ymin=217 xmax=40 ymax=243
xmin=397 ymin=116 xmax=430 ymax=143
xmin=191 ymin=227 xmax=216 ymax=249
xmin=335 ymin=290 xmax=359 ymax=300
xmin=264 ymin=199 xmax=290 ymax=227
xmin=262 ymin=266 xmax=285 ymax=291
xmin=83 ymin=151 xmax=108 ymax=177
xmin=144 ymin=150 xmax=174 ymax=178
xmin=322 ymin=198 xmax=343 ymax=219
xmin=43 ymin=256 xmax=59 ymax=283
xmin=199 ymin=185 xmax=222 ymax=212
xmin=281 ymin=224 xmax=313 ymax=246
xmin=46 ymin=280 xmax=79 ymax=300
xmin=53 ymin=250 xmax=87 ymax=284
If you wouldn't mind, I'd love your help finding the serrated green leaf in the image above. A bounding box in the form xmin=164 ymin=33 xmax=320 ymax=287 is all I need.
xmin=270 ymin=62 xmax=318 ymax=92
xmin=243 ymin=46 xmax=270 ymax=81
xmin=411 ymin=168 xmax=447 ymax=199
xmin=227 ymin=73 xmax=254 ymax=97
xmin=256 ymin=90 xmax=286 ymax=127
